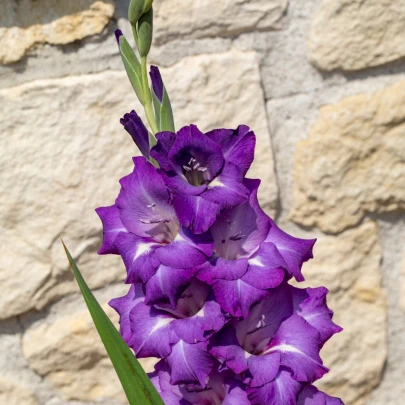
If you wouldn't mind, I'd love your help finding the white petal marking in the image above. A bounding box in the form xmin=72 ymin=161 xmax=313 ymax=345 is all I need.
xmin=208 ymin=177 xmax=225 ymax=189
xmin=248 ymin=257 xmax=265 ymax=267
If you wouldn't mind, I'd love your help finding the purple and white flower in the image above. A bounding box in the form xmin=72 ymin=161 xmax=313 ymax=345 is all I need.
xmin=150 ymin=124 xmax=256 ymax=234
xmin=97 ymin=156 xmax=213 ymax=307
xmin=110 ymin=279 xmax=225 ymax=387
xmin=209 ymin=282 xmax=341 ymax=388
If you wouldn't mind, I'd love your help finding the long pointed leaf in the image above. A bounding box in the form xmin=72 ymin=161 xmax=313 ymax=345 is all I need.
xmin=63 ymin=242 xmax=164 ymax=405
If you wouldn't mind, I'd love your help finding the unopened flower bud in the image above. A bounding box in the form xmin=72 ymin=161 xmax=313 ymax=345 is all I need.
xmin=150 ymin=66 xmax=175 ymax=132
xmin=128 ymin=0 xmax=153 ymax=26
xmin=137 ymin=7 xmax=153 ymax=57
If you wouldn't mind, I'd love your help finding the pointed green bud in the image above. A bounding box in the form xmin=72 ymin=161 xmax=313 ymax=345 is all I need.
xmin=115 ymin=30 xmax=144 ymax=104
xmin=137 ymin=7 xmax=153 ymax=57
xmin=128 ymin=0 xmax=153 ymax=26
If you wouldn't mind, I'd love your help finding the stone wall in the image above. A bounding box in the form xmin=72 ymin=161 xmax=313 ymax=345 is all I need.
xmin=0 ymin=1 xmax=404 ymax=404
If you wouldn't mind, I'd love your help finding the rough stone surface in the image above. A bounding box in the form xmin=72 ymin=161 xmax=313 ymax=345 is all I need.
xmin=22 ymin=302 xmax=155 ymax=402
xmin=153 ymin=0 xmax=287 ymax=45
xmin=402 ymin=255 xmax=405 ymax=311
xmin=308 ymin=0 xmax=405 ymax=72
xmin=296 ymin=221 xmax=387 ymax=405
xmin=0 ymin=377 xmax=38 ymax=405
xmin=0 ymin=72 xmax=135 ymax=320
xmin=290 ymin=80 xmax=405 ymax=234
xmin=0 ymin=1 xmax=115 ymax=65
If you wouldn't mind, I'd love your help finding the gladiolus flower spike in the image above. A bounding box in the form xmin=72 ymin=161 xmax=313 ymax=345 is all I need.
xmin=98 ymin=125 xmax=344 ymax=405
xmin=98 ymin=4 xmax=345 ymax=403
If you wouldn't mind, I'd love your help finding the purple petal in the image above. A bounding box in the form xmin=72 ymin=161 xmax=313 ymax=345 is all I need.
xmin=203 ymin=162 xmax=250 ymax=208
xmin=129 ymin=303 xmax=174 ymax=358
xmin=172 ymin=298 xmax=225 ymax=343
xmin=161 ymin=392 xmax=191 ymax=405
xmin=168 ymin=125 xmax=224 ymax=182
xmin=265 ymin=219 xmax=316 ymax=282
xmin=266 ymin=315 xmax=328 ymax=383
xmin=173 ymin=193 xmax=222 ymax=234
xmin=242 ymin=242 xmax=287 ymax=289
xmin=247 ymin=368 xmax=302 ymax=405
xmin=114 ymin=232 xmax=160 ymax=283
xmin=116 ymin=157 xmax=178 ymax=241
xmin=150 ymin=65 xmax=164 ymax=102
xmin=223 ymin=379 xmax=251 ymax=405
xmin=151 ymin=131 xmax=177 ymax=170
xmin=170 ymin=279 xmax=212 ymax=318
xmin=109 ymin=284 xmax=144 ymax=344
xmin=210 ymin=179 xmax=270 ymax=260
xmin=155 ymin=226 xmax=213 ymax=268
xmin=212 ymin=278 xmax=269 ymax=318
xmin=298 ymin=385 xmax=345 ymax=405
xmin=160 ymin=166 xmax=207 ymax=196
xmin=292 ymin=286 xmax=342 ymax=345
xmin=210 ymin=326 xmax=250 ymax=374
xmin=210 ymin=326 xmax=280 ymax=387
xmin=120 ymin=111 xmax=150 ymax=158
xmin=95 ymin=205 xmax=127 ymax=255
xmin=244 ymin=353 xmax=281 ymax=387
xmin=234 ymin=283 xmax=293 ymax=354
xmin=115 ymin=29 xmax=123 ymax=44
xmin=150 ymin=361 xmax=192 ymax=404
xmin=166 ymin=340 xmax=214 ymax=387
xmin=206 ymin=125 xmax=256 ymax=176
xmin=145 ymin=265 xmax=197 ymax=308
xmin=197 ymin=257 xmax=249 ymax=283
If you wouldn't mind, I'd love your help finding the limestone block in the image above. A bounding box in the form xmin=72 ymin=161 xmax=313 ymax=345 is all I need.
xmin=0 ymin=71 xmax=136 ymax=320
xmin=298 ymin=221 xmax=386 ymax=405
xmin=0 ymin=377 xmax=38 ymax=405
xmin=153 ymin=0 xmax=287 ymax=44
xmin=308 ymin=0 xmax=405 ymax=71
xmin=0 ymin=1 xmax=115 ymax=65
xmin=0 ymin=51 xmax=277 ymax=319
xmin=22 ymin=304 xmax=155 ymax=402
xmin=290 ymin=80 xmax=405 ymax=233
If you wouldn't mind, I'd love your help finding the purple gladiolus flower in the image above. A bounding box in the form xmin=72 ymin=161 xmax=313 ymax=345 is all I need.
xmin=110 ymin=279 xmax=225 ymax=387
xmin=98 ymin=114 xmax=344 ymax=403
xmin=150 ymin=124 xmax=256 ymax=234
xmin=209 ymin=282 xmax=341 ymax=387
xmin=97 ymin=156 xmax=213 ymax=307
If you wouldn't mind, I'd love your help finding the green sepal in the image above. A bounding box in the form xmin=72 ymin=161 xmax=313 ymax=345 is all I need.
xmin=118 ymin=35 xmax=145 ymax=104
xmin=62 ymin=242 xmax=164 ymax=405
xmin=152 ymin=88 xmax=175 ymax=133
xmin=138 ymin=7 xmax=153 ymax=57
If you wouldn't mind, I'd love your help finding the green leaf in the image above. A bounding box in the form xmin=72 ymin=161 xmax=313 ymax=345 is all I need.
xmin=62 ymin=242 xmax=164 ymax=405
xmin=119 ymin=36 xmax=145 ymax=104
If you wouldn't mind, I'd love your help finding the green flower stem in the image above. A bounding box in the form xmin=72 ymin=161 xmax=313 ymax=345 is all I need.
xmin=141 ymin=56 xmax=158 ymax=135
xmin=131 ymin=25 xmax=139 ymax=49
